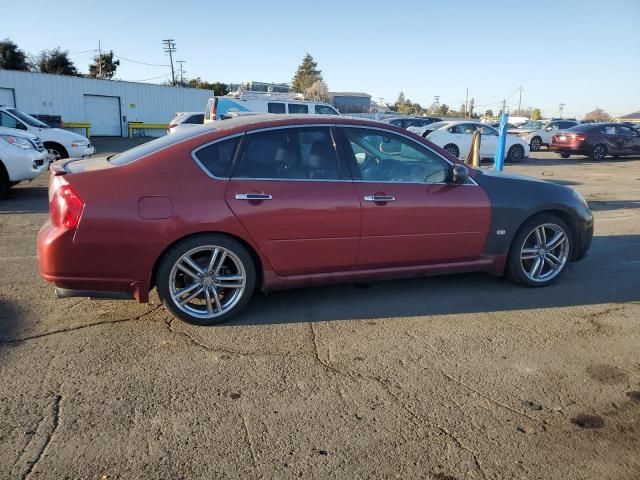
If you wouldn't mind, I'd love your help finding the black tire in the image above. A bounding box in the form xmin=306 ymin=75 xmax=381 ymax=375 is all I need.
xmin=0 ymin=162 xmax=10 ymax=198
xmin=506 ymin=213 xmax=573 ymax=288
xmin=506 ymin=144 xmax=525 ymax=163
xmin=530 ymin=136 xmax=542 ymax=151
xmin=590 ymin=144 xmax=607 ymax=161
xmin=560 ymin=153 xmax=571 ymax=159
xmin=43 ymin=142 xmax=68 ymax=161
xmin=156 ymin=234 xmax=256 ymax=325
xmin=443 ymin=144 xmax=459 ymax=158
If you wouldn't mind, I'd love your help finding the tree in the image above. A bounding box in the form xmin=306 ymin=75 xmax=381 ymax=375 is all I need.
xmin=583 ymin=107 xmax=611 ymax=122
xmin=484 ymin=109 xmax=494 ymax=118
xmin=35 ymin=48 xmax=78 ymax=75
xmin=291 ymin=53 xmax=322 ymax=93
xmin=532 ymin=108 xmax=541 ymax=120
xmin=304 ymin=80 xmax=330 ymax=102
xmin=0 ymin=39 xmax=29 ymax=71
xmin=88 ymin=50 xmax=120 ymax=79
xmin=397 ymin=91 xmax=406 ymax=104
xmin=468 ymin=98 xmax=475 ymax=118
xmin=187 ymin=78 xmax=229 ymax=95
xmin=437 ymin=104 xmax=450 ymax=116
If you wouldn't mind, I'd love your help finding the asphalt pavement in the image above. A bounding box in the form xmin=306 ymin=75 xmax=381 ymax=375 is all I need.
xmin=1 ymin=141 xmax=639 ymax=479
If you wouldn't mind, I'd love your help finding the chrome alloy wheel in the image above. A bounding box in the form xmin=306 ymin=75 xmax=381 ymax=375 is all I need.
xmin=169 ymin=245 xmax=246 ymax=319
xmin=520 ymin=223 xmax=569 ymax=282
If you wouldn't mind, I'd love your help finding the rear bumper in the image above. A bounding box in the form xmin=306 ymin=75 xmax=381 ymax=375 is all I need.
xmin=549 ymin=145 xmax=588 ymax=155
xmin=37 ymin=220 xmax=148 ymax=302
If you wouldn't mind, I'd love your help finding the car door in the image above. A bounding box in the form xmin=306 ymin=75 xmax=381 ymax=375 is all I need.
xmin=448 ymin=123 xmax=475 ymax=157
xmin=477 ymin=124 xmax=498 ymax=157
xmin=616 ymin=125 xmax=640 ymax=155
xmin=541 ymin=122 xmax=560 ymax=144
xmin=600 ymin=124 xmax=623 ymax=154
xmin=224 ymin=126 xmax=361 ymax=276
xmin=335 ymin=126 xmax=491 ymax=269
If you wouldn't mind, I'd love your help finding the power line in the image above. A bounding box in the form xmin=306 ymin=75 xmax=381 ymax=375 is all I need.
xmin=133 ymin=73 xmax=172 ymax=82
xmin=112 ymin=54 xmax=169 ymax=67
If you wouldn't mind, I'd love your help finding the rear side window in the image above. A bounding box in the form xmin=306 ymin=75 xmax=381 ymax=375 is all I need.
xmin=186 ymin=114 xmax=204 ymax=124
xmin=193 ymin=137 xmax=240 ymax=178
xmin=288 ymin=104 xmax=309 ymax=114
xmin=234 ymin=127 xmax=342 ymax=180
xmin=267 ymin=102 xmax=286 ymax=114
xmin=315 ymin=105 xmax=338 ymax=115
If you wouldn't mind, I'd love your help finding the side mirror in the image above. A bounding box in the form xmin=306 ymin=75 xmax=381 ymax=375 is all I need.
xmin=16 ymin=122 xmax=27 ymax=131
xmin=451 ymin=164 xmax=469 ymax=184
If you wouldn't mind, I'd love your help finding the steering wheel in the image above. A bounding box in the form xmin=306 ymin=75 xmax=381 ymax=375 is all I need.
xmin=362 ymin=155 xmax=380 ymax=171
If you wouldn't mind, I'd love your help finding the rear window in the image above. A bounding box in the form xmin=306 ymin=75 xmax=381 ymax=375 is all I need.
xmin=193 ymin=137 xmax=240 ymax=178
xmin=185 ymin=114 xmax=204 ymax=124
xmin=288 ymin=104 xmax=309 ymax=114
xmin=565 ymin=124 xmax=596 ymax=133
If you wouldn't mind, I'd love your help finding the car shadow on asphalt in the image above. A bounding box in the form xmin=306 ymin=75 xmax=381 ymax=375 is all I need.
xmin=523 ymin=154 xmax=640 ymax=166
xmin=0 ymin=185 xmax=48 ymax=214
xmin=228 ymin=233 xmax=640 ymax=326
xmin=0 ymin=299 xmax=24 ymax=353
xmin=587 ymin=200 xmax=640 ymax=211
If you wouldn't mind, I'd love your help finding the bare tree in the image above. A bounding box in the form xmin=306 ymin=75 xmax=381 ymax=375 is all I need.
xmin=304 ymin=80 xmax=330 ymax=102
xmin=583 ymin=108 xmax=611 ymax=122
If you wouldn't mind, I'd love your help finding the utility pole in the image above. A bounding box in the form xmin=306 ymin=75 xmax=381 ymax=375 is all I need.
xmin=502 ymin=99 xmax=507 ymax=115
xmin=162 ymin=39 xmax=176 ymax=85
xmin=465 ymin=88 xmax=469 ymax=119
xmin=176 ymin=60 xmax=186 ymax=86
xmin=98 ymin=40 xmax=102 ymax=79
xmin=517 ymin=86 xmax=523 ymax=114
xmin=559 ymin=103 xmax=565 ymax=118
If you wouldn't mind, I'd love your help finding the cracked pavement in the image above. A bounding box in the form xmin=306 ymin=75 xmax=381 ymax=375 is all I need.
xmin=1 ymin=142 xmax=639 ymax=479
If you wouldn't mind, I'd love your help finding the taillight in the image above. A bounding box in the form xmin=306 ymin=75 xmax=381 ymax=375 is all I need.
xmin=50 ymin=184 xmax=84 ymax=229
xmin=211 ymin=99 xmax=217 ymax=120
xmin=572 ymin=135 xmax=586 ymax=142
xmin=168 ymin=123 xmax=177 ymax=129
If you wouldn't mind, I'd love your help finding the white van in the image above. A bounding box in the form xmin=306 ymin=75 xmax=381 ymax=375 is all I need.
xmin=204 ymin=91 xmax=339 ymax=123
xmin=0 ymin=106 xmax=95 ymax=161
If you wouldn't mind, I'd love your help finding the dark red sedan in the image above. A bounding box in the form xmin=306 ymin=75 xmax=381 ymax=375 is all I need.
xmin=550 ymin=122 xmax=640 ymax=160
xmin=38 ymin=115 xmax=593 ymax=325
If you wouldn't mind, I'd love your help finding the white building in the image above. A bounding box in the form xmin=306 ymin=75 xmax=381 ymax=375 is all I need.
xmin=0 ymin=70 xmax=214 ymax=137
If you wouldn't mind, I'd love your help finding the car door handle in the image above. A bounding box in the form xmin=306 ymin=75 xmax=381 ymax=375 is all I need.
xmin=235 ymin=193 xmax=272 ymax=200
xmin=364 ymin=195 xmax=395 ymax=202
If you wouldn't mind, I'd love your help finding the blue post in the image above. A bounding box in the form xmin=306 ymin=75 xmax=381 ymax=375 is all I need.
xmin=494 ymin=112 xmax=509 ymax=171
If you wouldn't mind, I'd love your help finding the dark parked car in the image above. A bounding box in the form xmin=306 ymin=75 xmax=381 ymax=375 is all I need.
xmin=38 ymin=115 xmax=593 ymax=325
xmin=382 ymin=116 xmax=442 ymax=130
xmin=550 ymin=122 xmax=640 ymax=160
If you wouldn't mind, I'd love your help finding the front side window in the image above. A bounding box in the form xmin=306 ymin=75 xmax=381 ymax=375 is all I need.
xmin=342 ymin=128 xmax=449 ymax=184
xmin=267 ymin=102 xmax=286 ymax=114
xmin=234 ymin=127 xmax=341 ymax=180
xmin=193 ymin=137 xmax=240 ymax=178
xmin=315 ymin=105 xmax=338 ymax=115
xmin=288 ymin=104 xmax=309 ymax=114
xmin=0 ymin=111 xmax=20 ymax=129
xmin=478 ymin=125 xmax=498 ymax=136
xmin=617 ymin=125 xmax=638 ymax=136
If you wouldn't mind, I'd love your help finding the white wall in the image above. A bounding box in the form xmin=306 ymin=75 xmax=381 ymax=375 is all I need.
xmin=0 ymin=70 xmax=215 ymax=136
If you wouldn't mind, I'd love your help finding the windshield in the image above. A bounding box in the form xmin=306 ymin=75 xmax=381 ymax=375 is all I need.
xmin=7 ymin=108 xmax=49 ymax=128
xmin=519 ymin=121 xmax=544 ymax=130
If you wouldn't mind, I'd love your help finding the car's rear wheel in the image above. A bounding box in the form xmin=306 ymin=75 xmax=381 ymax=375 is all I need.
xmin=530 ymin=136 xmax=542 ymax=151
xmin=560 ymin=153 xmax=571 ymax=159
xmin=506 ymin=144 xmax=524 ymax=163
xmin=590 ymin=144 xmax=607 ymax=161
xmin=507 ymin=214 xmax=572 ymax=287
xmin=443 ymin=144 xmax=459 ymax=157
xmin=157 ymin=234 xmax=256 ymax=325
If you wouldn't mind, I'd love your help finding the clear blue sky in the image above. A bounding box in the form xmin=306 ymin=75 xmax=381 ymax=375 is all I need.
xmin=5 ymin=0 xmax=640 ymax=118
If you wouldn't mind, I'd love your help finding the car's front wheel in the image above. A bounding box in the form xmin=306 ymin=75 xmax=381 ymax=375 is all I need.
xmin=157 ymin=234 xmax=256 ymax=325
xmin=507 ymin=214 xmax=572 ymax=287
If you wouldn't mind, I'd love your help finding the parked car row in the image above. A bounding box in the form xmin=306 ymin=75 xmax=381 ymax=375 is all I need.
xmin=0 ymin=104 xmax=95 ymax=197
xmin=406 ymin=120 xmax=529 ymax=163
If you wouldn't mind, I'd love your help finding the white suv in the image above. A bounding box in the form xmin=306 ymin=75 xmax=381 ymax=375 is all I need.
xmin=0 ymin=106 xmax=95 ymax=160
xmin=510 ymin=119 xmax=579 ymax=151
xmin=168 ymin=112 xmax=204 ymax=135
xmin=0 ymin=127 xmax=49 ymax=197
